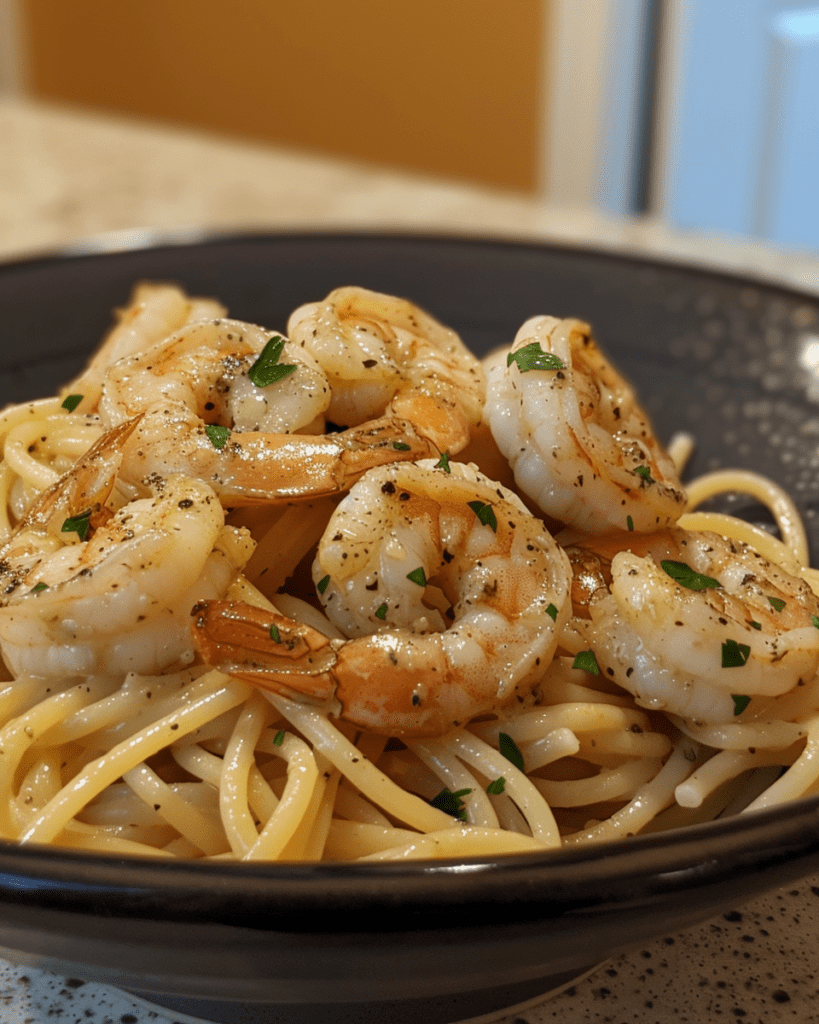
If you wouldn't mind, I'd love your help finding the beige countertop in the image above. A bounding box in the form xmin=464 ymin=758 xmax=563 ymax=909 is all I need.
xmin=2 ymin=95 xmax=819 ymax=1024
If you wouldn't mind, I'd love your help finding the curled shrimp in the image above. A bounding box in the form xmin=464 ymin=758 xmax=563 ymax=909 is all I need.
xmin=191 ymin=460 xmax=572 ymax=737
xmin=287 ymin=286 xmax=485 ymax=456
xmin=62 ymin=283 xmax=226 ymax=415
xmin=567 ymin=528 xmax=819 ymax=725
xmin=99 ymin=316 xmax=443 ymax=505
xmin=0 ymin=423 xmax=254 ymax=679
xmin=486 ymin=315 xmax=686 ymax=534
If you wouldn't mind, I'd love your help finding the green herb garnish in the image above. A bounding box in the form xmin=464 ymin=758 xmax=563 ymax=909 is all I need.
xmin=572 ymin=650 xmax=600 ymax=675
xmin=375 ymin=602 xmax=388 ymax=620
xmin=317 ymin=574 xmax=330 ymax=594
xmin=498 ymin=732 xmax=525 ymax=772
xmin=486 ymin=777 xmax=506 ymax=796
xmin=30 ymin=582 xmax=48 ymax=594
xmin=247 ymin=335 xmax=297 ymax=387
xmin=61 ymin=509 xmax=92 ymax=541
xmin=722 ymin=639 xmax=751 ymax=668
xmin=269 ymin=623 xmax=281 ymax=643
xmin=506 ymin=342 xmax=564 ymax=373
xmin=634 ymin=465 xmax=654 ymax=483
xmin=205 ymin=424 xmax=230 ymax=449
xmin=435 ymin=452 xmax=451 ymax=473
xmin=731 ymin=694 xmax=751 ymax=716
xmin=61 ymin=394 xmax=83 ymax=412
xmin=661 ymin=560 xmax=722 ymax=591
xmin=545 ymin=603 xmax=558 ymax=621
xmin=406 ymin=567 xmax=427 ymax=587
xmin=768 ymin=596 xmax=786 ymax=612
xmin=468 ymin=500 xmax=497 ymax=532
xmin=393 ymin=441 xmax=411 ymax=451
xmin=431 ymin=787 xmax=472 ymax=821
xmin=273 ymin=729 xmax=285 ymax=746
xmin=627 ymin=515 xmax=634 ymax=532
xmin=749 ymin=620 xmax=762 ymax=630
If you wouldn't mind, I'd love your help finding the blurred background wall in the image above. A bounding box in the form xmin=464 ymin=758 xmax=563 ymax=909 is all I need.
xmin=3 ymin=0 xmax=818 ymax=252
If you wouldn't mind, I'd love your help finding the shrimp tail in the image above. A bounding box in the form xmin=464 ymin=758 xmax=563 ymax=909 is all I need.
xmin=190 ymin=599 xmax=340 ymax=703
xmin=19 ymin=415 xmax=143 ymax=535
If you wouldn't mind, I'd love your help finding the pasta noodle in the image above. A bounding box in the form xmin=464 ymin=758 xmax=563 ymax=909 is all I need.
xmin=0 ymin=282 xmax=817 ymax=863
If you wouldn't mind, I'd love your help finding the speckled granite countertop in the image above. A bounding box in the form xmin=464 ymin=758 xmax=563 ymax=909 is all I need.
xmin=2 ymin=96 xmax=819 ymax=1024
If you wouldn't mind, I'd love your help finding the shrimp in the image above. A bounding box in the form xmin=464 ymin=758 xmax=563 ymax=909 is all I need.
xmin=0 ymin=424 xmax=254 ymax=679
xmin=486 ymin=315 xmax=686 ymax=534
xmin=568 ymin=528 xmax=819 ymax=725
xmin=61 ymin=283 xmax=227 ymax=415
xmin=287 ymin=286 xmax=485 ymax=456
xmin=98 ymin=316 xmax=443 ymax=505
xmin=191 ymin=460 xmax=572 ymax=737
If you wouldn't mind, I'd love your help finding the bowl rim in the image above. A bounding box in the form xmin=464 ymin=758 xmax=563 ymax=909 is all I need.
xmin=1 ymin=227 xmax=819 ymax=926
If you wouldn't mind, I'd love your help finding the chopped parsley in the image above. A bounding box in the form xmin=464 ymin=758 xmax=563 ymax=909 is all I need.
xmin=768 ymin=596 xmax=786 ymax=612
xmin=634 ymin=465 xmax=654 ymax=483
xmin=813 ymin=615 xmax=819 ymax=629
xmin=498 ymin=732 xmax=525 ymax=772
xmin=506 ymin=342 xmax=564 ymax=373
xmin=317 ymin=574 xmax=330 ymax=595
xmin=406 ymin=567 xmax=427 ymax=587
xmin=205 ymin=424 xmax=230 ymax=449
xmin=722 ymin=639 xmax=751 ymax=668
xmin=61 ymin=394 xmax=83 ymax=412
xmin=30 ymin=582 xmax=48 ymax=594
xmin=486 ymin=777 xmax=506 ymax=796
xmin=468 ymin=500 xmax=497 ymax=532
xmin=627 ymin=515 xmax=634 ymax=532
xmin=435 ymin=452 xmax=451 ymax=473
xmin=731 ymin=694 xmax=751 ymax=716
xmin=572 ymin=649 xmax=600 ymax=675
xmin=247 ymin=335 xmax=297 ymax=387
xmin=431 ymin=787 xmax=472 ymax=821
xmin=375 ymin=602 xmax=388 ymax=620
xmin=273 ymin=729 xmax=286 ymax=746
xmin=661 ymin=560 xmax=722 ymax=591
xmin=393 ymin=441 xmax=411 ymax=451
xmin=61 ymin=509 xmax=92 ymax=541
xmin=269 ymin=623 xmax=281 ymax=643
xmin=545 ymin=603 xmax=558 ymax=621
xmin=749 ymin=620 xmax=762 ymax=630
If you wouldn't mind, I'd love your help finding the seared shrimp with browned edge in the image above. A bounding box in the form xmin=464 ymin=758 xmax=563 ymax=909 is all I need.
xmin=486 ymin=316 xmax=686 ymax=534
xmin=61 ymin=283 xmax=227 ymax=415
xmin=0 ymin=419 xmax=253 ymax=679
xmin=191 ymin=459 xmax=572 ymax=737
xmin=287 ymin=286 xmax=485 ymax=457
xmin=564 ymin=527 xmax=819 ymax=726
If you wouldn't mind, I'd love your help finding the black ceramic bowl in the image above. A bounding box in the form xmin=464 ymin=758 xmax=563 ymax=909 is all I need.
xmin=2 ymin=232 xmax=819 ymax=1024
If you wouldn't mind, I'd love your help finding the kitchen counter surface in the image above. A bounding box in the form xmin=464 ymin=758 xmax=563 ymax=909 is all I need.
xmin=2 ymin=95 xmax=819 ymax=1024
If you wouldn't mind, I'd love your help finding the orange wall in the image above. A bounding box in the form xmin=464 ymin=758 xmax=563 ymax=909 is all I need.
xmin=23 ymin=1 xmax=546 ymax=192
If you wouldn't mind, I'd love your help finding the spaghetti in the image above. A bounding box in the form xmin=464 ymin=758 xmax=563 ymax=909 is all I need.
xmin=0 ymin=284 xmax=817 ymax=862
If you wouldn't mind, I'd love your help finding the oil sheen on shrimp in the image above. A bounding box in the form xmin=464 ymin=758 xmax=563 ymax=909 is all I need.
xmin=62 ymin=283 xmax=227 ymax=415
xmin=486 ymin=315 xmax=686 ymax=534
xmin=572 ymin=528 xmax=819 ymax=725
xmin=191 ymin=460 xmax=572 ymax=737
xmin=287 ymin=286 xmax=486 ymax=456
xmin=0 ymin=427 xmax=253 ymax=679
xmin=99 ymin=316 xmax=442 ymax=505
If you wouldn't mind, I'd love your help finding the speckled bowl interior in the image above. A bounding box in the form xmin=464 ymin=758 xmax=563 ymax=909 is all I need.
xmin=2 ymin=232 xmax=819 ymax=1024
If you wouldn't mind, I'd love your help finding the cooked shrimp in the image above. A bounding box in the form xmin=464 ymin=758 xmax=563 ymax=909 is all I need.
xmin=287 ymin=286 xmax=485 ymax=456
xmin=191 ymin=460 xmax=572 ymax=737
xmin=99 ymin=317 xmax=330 ymax=435
xmin=486 ymin=316 xmax=686 ymax=534
xmin=570 ymin=528 xmax=819 ymax=724
xmin=62 ymin=283 xmax=226 ymax=415
xmin=97 ymin=316 xmax=442 ymax=505
xmin=0 ymin=428 xmax=254 ymax=678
